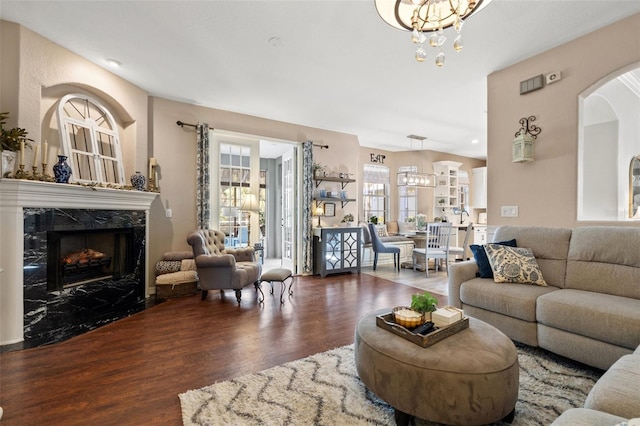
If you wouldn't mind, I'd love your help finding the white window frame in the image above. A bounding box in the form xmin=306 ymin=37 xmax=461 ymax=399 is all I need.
xmin=398 ymin=165 xmax=418 ymax=221
xmin=362 ymin=164 xmax=389 ymax=223
xmin=56 ymin=94 xmax=125 ymax=184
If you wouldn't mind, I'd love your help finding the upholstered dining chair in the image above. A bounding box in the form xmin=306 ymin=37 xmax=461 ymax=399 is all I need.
xmin=187 ymin=229 xmax=263 ymax=303
xmin=412 ymin=222 xmax=452 ymax=277
xmin=368 ymin=223 xmax=401 ymax=271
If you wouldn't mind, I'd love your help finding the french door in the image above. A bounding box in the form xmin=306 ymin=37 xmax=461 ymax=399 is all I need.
xmin=281 ymin=147 xmax=295 ymax=271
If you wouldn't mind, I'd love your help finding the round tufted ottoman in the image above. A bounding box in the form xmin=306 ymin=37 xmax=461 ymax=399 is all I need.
xmin=355 ymin=310 xmax=519 ymax=426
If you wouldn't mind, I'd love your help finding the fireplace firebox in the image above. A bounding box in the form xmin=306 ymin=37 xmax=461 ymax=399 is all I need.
xmin=47 ymin=228 xmax=135 ymax=291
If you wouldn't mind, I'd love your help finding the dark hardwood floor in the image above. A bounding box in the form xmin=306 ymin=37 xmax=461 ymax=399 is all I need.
xmin=0 ymin=273 xmax=446 ymax=426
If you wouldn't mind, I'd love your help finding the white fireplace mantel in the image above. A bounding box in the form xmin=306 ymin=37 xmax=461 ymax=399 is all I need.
xmin=0 ymin=179 xmax=158 ymax=345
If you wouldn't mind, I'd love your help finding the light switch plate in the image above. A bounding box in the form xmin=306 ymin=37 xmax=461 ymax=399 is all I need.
xmin=501 ymin=206 xmax=518 ymax=217
xmin=166 ymin=208 xmax=173 ymax=218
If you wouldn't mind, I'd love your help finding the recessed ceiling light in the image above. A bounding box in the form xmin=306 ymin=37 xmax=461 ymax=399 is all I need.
xmin=471 ymin=139 xmax=479 ymax=144
xmin=106 ymin=58 xmax=122 ymax=68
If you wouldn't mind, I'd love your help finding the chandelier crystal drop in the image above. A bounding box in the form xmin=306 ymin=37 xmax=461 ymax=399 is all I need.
xmin=453 ymin=34 xmax=463 ymax=52
xmin=375 ymin=0 xmax=492 ymax=66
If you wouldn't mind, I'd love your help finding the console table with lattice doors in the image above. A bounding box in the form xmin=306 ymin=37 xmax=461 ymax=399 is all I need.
xmin=313 ymin=227 xmax=361 ymax=278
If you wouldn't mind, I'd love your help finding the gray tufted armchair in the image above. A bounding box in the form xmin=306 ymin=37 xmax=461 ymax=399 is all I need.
xmin=187 ymin=229 xmax=263 ymax=303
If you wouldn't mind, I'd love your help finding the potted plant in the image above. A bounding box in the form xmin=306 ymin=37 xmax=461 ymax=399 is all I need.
xmin=369 ymin=215 xmax=378 ymax=225
xmin=416 ymin=213 xmax=427 ymax=230
xmin=312 ymin=162 xmax=326 ymax=177
xmin=410 ymin=291 xmax=438 ymax=319
xmin=341 ymin=213 xmax=354 ymax=227
xmin=393 ymin=291 xmax=438 ymax=329
xmin=0 ymin=112 xmax=33 ymax=177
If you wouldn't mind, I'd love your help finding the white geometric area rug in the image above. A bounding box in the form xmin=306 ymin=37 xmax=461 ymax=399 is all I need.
xmin=179 ymin=344 xmax=601 ymax=426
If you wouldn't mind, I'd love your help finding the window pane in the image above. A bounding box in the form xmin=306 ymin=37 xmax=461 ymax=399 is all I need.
xmin=362 ymin=165 xmax=389 ymax=223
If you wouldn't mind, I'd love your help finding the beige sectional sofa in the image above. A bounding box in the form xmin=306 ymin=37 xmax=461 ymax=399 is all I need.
xmin=448 ymin=225 xmax=640 ymax=371
xmin=552 ymin=344 xmax=640 ymax=425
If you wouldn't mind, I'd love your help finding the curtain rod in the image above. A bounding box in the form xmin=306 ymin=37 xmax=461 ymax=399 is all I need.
xmin=176 ymin=120 xmax=197 ymax=128
xmin=313 ymin=143 xmax=329 ymax=149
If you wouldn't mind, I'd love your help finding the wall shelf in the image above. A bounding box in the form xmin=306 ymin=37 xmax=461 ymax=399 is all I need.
xmin=313 ymin=176 xmax=356 ymax=207
xmin=313 ymin=176 xmax=356 ymax=189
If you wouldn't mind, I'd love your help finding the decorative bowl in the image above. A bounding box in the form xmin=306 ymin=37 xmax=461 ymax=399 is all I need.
xmin=393 ymin=306 xmax=425 ymax=329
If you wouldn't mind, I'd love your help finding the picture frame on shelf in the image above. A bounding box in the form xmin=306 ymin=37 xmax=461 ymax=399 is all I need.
xmin=324 ymin=203 xmax=335 ymax=217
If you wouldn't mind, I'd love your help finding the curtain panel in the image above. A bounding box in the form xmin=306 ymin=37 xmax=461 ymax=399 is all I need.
xmin=196 ymin=123 xmax=211 ymax=229
xmin=302 ymin=140 xmax=313 ymax=274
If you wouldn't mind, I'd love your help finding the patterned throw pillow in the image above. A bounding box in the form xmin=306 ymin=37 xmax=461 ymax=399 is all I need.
xmin=470 ymin=239 xmax=517 ymax=278
xmin=155 ymin=260 xmax=182 ymax=276
xmin=375 ymin=224 xmax=388 ymax=237
xmin=484 ymin=244 xmax=547 ymax=286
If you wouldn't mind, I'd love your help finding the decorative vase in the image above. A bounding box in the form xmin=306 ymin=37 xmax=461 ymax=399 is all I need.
xmin=1 ymin=151 xmax=17 ymax=178
xmin=130 ymin=171 xmax=146 ymax=191
xmin=53 ymin=155 xmax=72 ymax=183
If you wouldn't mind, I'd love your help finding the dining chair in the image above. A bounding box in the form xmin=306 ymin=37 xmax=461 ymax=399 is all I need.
xmin=368 ymin=223 xmax=401 ymax=271
xmin=412 ymin=222 xmax=452 ymax=277
xmin=449 ymin=222 xmax=473 ymax=261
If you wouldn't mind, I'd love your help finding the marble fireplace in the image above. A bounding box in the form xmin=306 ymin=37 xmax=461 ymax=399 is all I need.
xmin=0 ymin=180 xmax=157 ymax=347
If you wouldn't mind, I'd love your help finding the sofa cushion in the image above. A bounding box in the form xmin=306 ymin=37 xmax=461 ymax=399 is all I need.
xmin=459 ymin=278 xmax=558 ymax=322
xmin=386 ymin=221 xmax=399 ymax=235
xmin=162 ymin=250 xmax=194 ymax=261
xmin=493 ymin=226 xmax=572 ymax=288
xmin=550 ymin=408 xmax=627 ymax=426
xmin=537 ymin=289 xmax=640 ymax=350
xmin=566 ymin=226 xmax=640 ymax=299
xmin=584 ymin=354 xmax=640 ymax=419
xmin=380 ymin=235 xmax=413 ymax=244
xmin=485 ymin=244 xmax=547 ymax=286
xmin=155 ymin=270 xmax=198 ymax=285
xmin=470 ymin=239 xmax=517 ymax=278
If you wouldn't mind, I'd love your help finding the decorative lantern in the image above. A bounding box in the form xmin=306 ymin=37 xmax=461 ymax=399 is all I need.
xmin=512 ymin=130 xmax=534 ymax=163
xmin=512 ymin=116 xmax=541 ymax=163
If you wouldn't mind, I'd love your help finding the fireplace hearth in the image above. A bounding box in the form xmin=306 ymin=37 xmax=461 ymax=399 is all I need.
xmin=20 ymin=207 xmax=147 ymax=348
xmin=0 ymin=180 xmax=158 ymax=349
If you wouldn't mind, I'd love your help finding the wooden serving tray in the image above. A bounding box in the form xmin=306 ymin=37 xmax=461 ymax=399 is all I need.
xmin=376 ymin=312 xmax=469 ymax=348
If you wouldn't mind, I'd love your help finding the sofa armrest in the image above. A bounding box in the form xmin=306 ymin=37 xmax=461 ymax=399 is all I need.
xmin=448 ymin=260 xmax=478 ymax=308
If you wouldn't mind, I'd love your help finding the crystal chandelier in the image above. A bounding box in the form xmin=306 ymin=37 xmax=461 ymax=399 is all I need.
xmin=374 ymin=0 xmax=492 ymax=67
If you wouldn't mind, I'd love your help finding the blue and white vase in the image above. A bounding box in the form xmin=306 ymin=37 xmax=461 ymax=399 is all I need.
xmin=53 ymin=155 xmax=72 ymax=183
xmin=130 ymin=171 xmax=146 ymax=191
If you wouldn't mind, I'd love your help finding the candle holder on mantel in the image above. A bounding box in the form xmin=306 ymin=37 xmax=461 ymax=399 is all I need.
xmin=27 ymin=166 xmax=39 ymax=180
xmin=148 ymin=164 xmax=158 ymax=192
xmin=40 ymin=163 xmax=55 ymax=182
xmin=14 ymin=164 xmax=28 ymax=179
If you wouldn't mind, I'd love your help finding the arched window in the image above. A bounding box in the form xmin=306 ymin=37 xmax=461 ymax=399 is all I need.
xmin=56 ymin=94 xmax=125 ymax=184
